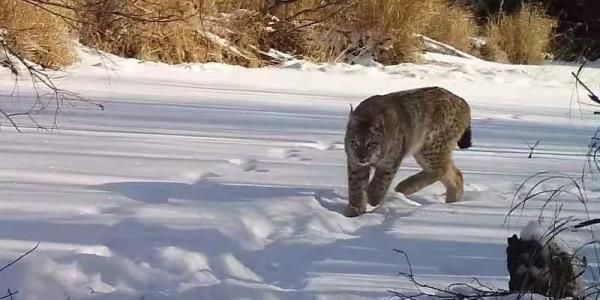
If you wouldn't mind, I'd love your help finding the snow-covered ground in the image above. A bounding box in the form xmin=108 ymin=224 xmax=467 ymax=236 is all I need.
xmin=0 ymin=46 xmax=600 ymax=300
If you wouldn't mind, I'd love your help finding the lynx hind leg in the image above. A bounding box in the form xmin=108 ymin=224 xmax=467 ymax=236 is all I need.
xmin=441 ymin=162 xmax=464 ymax=203
xmin=394 ymin=149 xmax=446 ymax=197
xmin=394 ymin=168 xmax=440 ymax=197
xmin=395 ymin=144 xmax=463 ymax=203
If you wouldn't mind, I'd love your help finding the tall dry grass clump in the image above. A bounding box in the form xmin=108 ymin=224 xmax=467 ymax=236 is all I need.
xmin=75 ymin=0 xmax=264 ymax=66
xmin=340 ymin=0 xmax=442 ymax=64
xmin=425 ymin=2 xmax=477 ymax=53
xmin=0 ymin=0 xmax=559 ymax=69
xmin=259 ymin=0 xmax=444 ymax=64
xmin=206 ymin=0 xmax=265 ymax=13
xmin=0 ymin=0 xmax=76 ymax=69
xmin=76 ymin=0 xmax=210 ymax=64
xmin=483 ymin=4 xmax=556 ymax=64
xmin=202 ymin=0 xmax=481 ymax=65
xmin=285 ymin=0 xmax=478 ymax=64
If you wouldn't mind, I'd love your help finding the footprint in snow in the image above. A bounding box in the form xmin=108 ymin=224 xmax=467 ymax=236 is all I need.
xmin=299 ymin=141 xmax=343 ymax=151
xmin=285 ymin=149 xmax=312 ymax=162
xmin=228 ymin=158 xmax=269 ymax=173
xmin=267 ymin=148 xmax=312 ymax=162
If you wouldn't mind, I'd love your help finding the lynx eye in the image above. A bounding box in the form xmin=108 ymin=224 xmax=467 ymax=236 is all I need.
xmin=367 ymin=142 xmax=378 ymax=149
xmin=351 ymin=140 xmax=359 ymax=148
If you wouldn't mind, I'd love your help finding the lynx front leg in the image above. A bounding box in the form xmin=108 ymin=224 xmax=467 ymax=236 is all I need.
xmin=368 ymin=160 xmax=402 ymax=207
xmin=345 ymin=161 xmax=370 ymax=217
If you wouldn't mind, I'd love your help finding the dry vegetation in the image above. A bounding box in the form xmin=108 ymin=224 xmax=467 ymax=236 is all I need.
xmin=483 ymin=4 xmax=557 ymax=64
xmin=0 ymin=0 xmax=76 ymax=70
xmin=425 ymin=2 xmax=477 ymax=53
xmin=0 ymin=0 xmax=559 ymax=69
xmin=342 ymin=0 xmax=445 ymax=64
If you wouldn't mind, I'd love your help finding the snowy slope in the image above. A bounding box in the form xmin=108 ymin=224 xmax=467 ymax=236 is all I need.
xmin=0 ymin=47 xmax=599 ymax=299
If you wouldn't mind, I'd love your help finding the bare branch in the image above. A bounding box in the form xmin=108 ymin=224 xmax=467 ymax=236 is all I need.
xmin=283 ymin=0 xmax=353 ymax=22
xmin=0 ymin=242 xmax=39 ymax=273
xmin=17 ymin=0 xmax=200 ymax=24
xmin=571 ymin=60 xmax=600 ymax=114
xmin=389 ymin=249 xmax=513 ymax=299
xmin=528 ymin=139 xmax=540 ymax=159
xmin=286 ymin=0 xmax=357 ymax=33
xmin=0 ymin=25 xmax=104 ymax=131
xmin=0 ymin=289 xmax=17 ymax=300
xmin=0 ymin=109 xmax=22 ymax=133
xmin=0 ymin=241 xmax=40 ymax=300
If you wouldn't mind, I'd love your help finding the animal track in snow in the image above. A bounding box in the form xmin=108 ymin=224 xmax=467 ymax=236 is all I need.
xmin=297 ymin=141 xmax=342 ymax=151
xmin=285 ymin=149 xmax=311 ymax=162
xmin=227 ymin=158 xmax=269 ymax=173
xmin=267 ymin=148 xmax=312 ymax=162
xmin=179 ymin=170 xmax=222 ymax=183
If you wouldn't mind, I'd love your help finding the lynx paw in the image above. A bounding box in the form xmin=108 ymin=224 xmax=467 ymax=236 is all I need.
xmin=445 ymin=195 xmax=461 ymax=203
xmin=344 ymin=205 xmax=366 ymax=217
xmin=444 ymin=191 xmax=463 ymax=203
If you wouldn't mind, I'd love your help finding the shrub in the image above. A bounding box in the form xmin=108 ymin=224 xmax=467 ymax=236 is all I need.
xmin=483 ymin=4 xmax=556 ymax=64
xmin=0 ymin=0 xmax=76 ymax=69
xmin=425 ymin=2 xmax=477 ymax=53
xmin=74 ymin=0 xmax=269 ymax=66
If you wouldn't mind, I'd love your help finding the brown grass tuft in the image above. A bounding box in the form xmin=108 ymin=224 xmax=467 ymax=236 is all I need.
xmin=207 ymin=0 xmax=265 ymax=13
xmin=268 ymin=0 xmax=450 ymax=64
xmin=75 ymin=0 xmax=266 ymax=66
xmin=0 ymin=0 xmax=76 ymax=69
xmin=483 ymin=4 xmax=557 ymax=64
xmin=0 ymin=0 xmax=559 ymax=69
xmin=426 ymin=2 xmax=477 ymax=53
xmin=76 ymin=0 xmax=210 ymax=64
xmin=341 ymin=0 xmax=441 ymax=64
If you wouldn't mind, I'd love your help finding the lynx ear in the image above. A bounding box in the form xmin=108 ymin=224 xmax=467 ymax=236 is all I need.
xmin=347 ymin=105 xmax=358 ymax=127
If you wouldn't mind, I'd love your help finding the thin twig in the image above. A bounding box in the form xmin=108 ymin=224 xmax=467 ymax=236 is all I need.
xmin=284 ymin=0 xmax=352 ymax=22
xmin=571 ymin=61 xmax=600 ymax=111
xmin=389 ymin=249 xmax=513 ymax=299
xmin=0 ymin=242 xmax=39 ymax=273
xmin=528 ymin=139 xmax=540 ymax=158
xmin=286 ymin=0 xmax=357 ymax=33
xmin=1 ymin=36 xmax=103 ymax=131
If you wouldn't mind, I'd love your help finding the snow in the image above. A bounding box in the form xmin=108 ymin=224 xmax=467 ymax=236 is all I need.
xmin=519 ymin=220 xmax=546 ymax=242
xmin=0 ymin=44 xmax=600 ymax=299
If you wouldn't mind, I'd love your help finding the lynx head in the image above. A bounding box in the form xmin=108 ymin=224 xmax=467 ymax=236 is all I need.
xmin=345 ymin=105 xmax=385 ymax=166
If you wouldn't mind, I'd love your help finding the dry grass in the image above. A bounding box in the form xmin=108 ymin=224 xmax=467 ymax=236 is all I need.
xmin=0 ymin=0 xmax=76 ymax=69
xmin=264 ymin=0 xmax=454 ymax=64
xmin=0 ymin=0 xmax=560 ymax=68
xmin=76 ymin=0 xmax=212 ymax=64
xmin=425 ymin=2 xmax=477 ymax=53
xmin=339 ymin=0 xmax=442 ymax=64
xmin=483 ymin=4 xmax=557 ymax=64
xmin=207 ymin=0 xmax=265 ymax=13
xmin=74 ymin=0 xmax=266 ymax=66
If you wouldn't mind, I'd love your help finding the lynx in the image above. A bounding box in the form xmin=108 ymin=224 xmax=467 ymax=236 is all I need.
xmin=344 ymin=86 xmax=472 ymax=217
